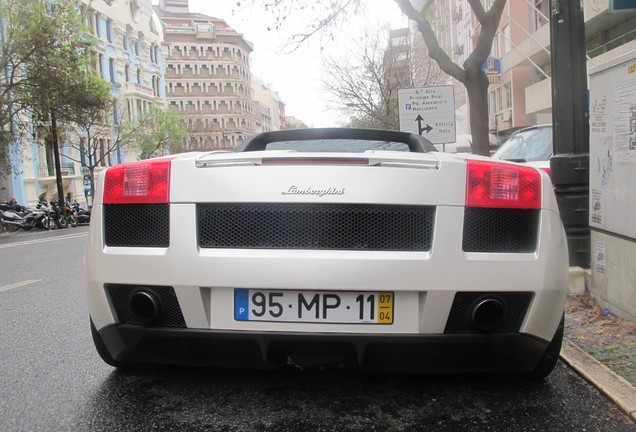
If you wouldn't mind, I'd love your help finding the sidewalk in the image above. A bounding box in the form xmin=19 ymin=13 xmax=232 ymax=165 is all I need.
xmin=562 ymin=271 xmax=636 ymax=422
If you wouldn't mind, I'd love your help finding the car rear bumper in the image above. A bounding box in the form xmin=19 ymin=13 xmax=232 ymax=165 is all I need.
xmin=99 ymin=324 xmax=551 ymax=373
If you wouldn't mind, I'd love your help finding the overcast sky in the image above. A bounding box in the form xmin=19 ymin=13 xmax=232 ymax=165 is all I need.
xmin=185 ymin=0 xmax=409 ymax=127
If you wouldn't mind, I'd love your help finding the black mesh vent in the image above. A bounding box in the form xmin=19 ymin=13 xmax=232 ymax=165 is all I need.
xmin=444 ymin=292 xmax=533 ymax=333
xmin=463 ymin=208 xmax=539 ymax=253
xmin=105 ymin=284 xmax=186 ymax=327
xmin=104 ymin=204 xmax=169 ymax=247
xmin=197 ymin=203 xmax=435 ymax=251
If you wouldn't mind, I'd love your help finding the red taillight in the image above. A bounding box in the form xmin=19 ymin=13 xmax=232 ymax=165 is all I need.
xmin=103 ymin=159 xmax=172 ymax=204
xmin=540 ymin=167 xmax=551 ymax=177
xmin=466 ymin=160 xmax=541 ymax=209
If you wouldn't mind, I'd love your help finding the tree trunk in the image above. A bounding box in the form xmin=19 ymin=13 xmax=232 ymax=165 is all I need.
xmin=464 ymin=67 xmax=491 ymax=156
xmin=89 ymin=166 xmax=95 ymax=208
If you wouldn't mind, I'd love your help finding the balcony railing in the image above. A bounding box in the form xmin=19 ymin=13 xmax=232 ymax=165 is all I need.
xmin=123 ymin=82 xmax=154 ymax=97
xmin=38 ymin=163 xmax=75 ymax=178
xmin=588 ymin=28 xmax=636 ymax=59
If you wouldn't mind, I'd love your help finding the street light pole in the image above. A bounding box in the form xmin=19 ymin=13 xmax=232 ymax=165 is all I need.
xmin=549 ymin=0 xmax=590 ymax=267
xmin=51 ymin=110 xmax=67 ymax=220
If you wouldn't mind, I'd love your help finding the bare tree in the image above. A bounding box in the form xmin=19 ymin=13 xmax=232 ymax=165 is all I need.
xmin=63 ymin=102 xmax=133 ymax=200
xmin=243 ymin=0 xmax=506 ymax=155
xmin=322 ymin=24 xmax=443 ymax=129
xmin=64 ymin=103 xmax=186 ymax=199
xmin=394 ymin=0 xmax=506 ymax=155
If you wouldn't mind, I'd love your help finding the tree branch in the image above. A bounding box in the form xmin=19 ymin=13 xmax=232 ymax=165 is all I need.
xmin=393 ymin=0 xmax=466 ymax=83
xmin=464 ymin=0 xmax=507 ymax=69
xmin=467 ymin=0 xmax=487 ymax=24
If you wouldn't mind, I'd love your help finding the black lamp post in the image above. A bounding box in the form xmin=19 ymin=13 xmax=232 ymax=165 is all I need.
xmin=549 ymin=0 xmax=590 ymax=267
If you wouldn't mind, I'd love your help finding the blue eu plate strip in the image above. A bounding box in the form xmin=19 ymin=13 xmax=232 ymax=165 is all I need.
xmin=234 ymin=289 xmax=249 ymax=320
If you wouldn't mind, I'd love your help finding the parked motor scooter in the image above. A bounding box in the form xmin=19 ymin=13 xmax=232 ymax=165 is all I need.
xmin=0 ymin=202 xmax=41 ymax=231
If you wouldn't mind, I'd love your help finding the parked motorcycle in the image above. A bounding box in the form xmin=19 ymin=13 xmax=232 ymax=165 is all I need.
xmin=48 ymin=200 xmax=69 ymax=229
xmin=0 ymin=202 xmax=44 ymax=231
xmin=1 ymin=208 xmax=23 ymax=232
xmin=72 ymin=202 xmax=91 ymax=225
xmin=35 ymin=201 xmax=55 ymax=230
xmin=65 ymin=202 xmax=78 ymax=227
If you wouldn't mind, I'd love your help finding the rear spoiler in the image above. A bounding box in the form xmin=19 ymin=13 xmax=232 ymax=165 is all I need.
xmin=234 ymin=128 xmax=437 ymax=153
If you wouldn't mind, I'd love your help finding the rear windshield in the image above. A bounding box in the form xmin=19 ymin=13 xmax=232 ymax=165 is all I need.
xmin=265 ymin=139 xmax=411 ymax=152
xmin=493 ymin=127 xmax=553 ymax=162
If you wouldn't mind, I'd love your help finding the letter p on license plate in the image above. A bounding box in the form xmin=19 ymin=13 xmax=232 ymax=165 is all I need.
xmin=234 ymin=289 xmax=394 ymax=324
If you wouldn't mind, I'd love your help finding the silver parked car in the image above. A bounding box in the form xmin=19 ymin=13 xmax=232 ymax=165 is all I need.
xmin=492 ymin=125 xmax=553 ymax=175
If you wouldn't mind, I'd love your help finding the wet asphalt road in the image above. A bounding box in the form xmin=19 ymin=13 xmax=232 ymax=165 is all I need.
xmin=0 ymin=227 xmax=634 ymax=432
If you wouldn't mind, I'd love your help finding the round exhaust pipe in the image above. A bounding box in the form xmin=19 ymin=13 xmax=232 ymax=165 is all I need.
xmin=129 ymin=290 xmax=163 ymax=324
xmin=471 ymin=298 xmax=505 ymax=332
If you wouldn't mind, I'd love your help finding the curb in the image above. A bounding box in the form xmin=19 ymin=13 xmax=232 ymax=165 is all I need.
xmin=560 ymin=338 xmax=636 ymax=422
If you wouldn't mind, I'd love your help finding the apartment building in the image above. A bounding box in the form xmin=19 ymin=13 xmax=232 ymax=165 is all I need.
xmin=386 ymin=28 xmax=412 ymax=89
xmin=2 ymin=0 xmax=166 ymax=206
xmin=155 ymin=0 xmax=256 ymax=150
xmin=502 ymin=0 xmax=636 ymax=125
xmin=252 ymin=76 xmax=286 ymax=132
xmin=486 ymin=1 xmax=534 ymax=137
xmin=409 ymin=0 xmax=635 ymax=143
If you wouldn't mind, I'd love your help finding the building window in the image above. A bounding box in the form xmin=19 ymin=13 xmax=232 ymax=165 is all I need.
xmin=496 ymin=87 xmax=503 ymax=112
xmin=108 ymin=58 xmax=117 ymax=84
xmin=98 ymin=53 xmax=104 ymax=77
xmin=503 ymin=83 xmax=512 ymax=109
xmin=502 ymin=25 xmax=511 ymax=54
xmin=95 ymin=14 xmax=102 ymax=38
xmin=106 ymin=19 xmax=113 ymax=43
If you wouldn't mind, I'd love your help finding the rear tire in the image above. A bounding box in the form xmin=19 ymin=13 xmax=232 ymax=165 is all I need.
xmin=528 ymin=314 xmax=564 ymax=379
xmin=56 ymin=216 xmax=68 ymax=229
xmin=41 ymin=217 xmax=52 ymax=230
xmin=4 ymin=223 xmax=20 ymax=232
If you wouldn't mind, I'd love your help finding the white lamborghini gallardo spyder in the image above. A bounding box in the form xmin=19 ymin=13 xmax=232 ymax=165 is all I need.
xmin=84 ymin=128 xmax=568 ymax=377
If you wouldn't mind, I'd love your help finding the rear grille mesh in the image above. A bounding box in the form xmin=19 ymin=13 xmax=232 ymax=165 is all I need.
xmin=105 ymin=284 xmax=186 ymax=327
xmin=197 ymin=203 xmax=435 ymax=251
xmin=104 ymin=204 xmax=169 ymax=247
xmin=463 ymin=208 xmax=539 ymax=253
xmin=444 ymin=292 xmax=533 ymax=333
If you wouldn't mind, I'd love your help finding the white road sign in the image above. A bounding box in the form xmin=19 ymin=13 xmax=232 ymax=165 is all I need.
xmin=398 ymin=86 xmax=456 ymax=144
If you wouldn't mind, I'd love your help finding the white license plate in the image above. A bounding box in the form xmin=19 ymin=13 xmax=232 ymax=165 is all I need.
xmin=234 ymin=289 xmax=394 ymax=324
